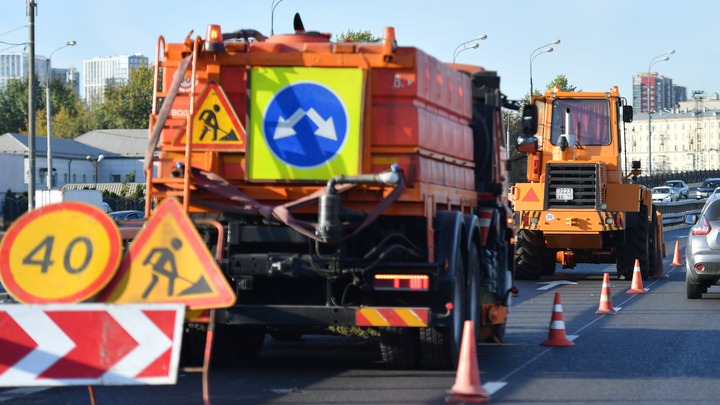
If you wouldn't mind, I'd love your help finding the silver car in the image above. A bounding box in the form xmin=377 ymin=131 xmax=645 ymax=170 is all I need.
xmin=685 ymin=194 xmax=720 ymax=298
xmin=663 ymin=180 xmax=689 ymax=199
xmin=651 ymin=186 xmax=679 ymax=203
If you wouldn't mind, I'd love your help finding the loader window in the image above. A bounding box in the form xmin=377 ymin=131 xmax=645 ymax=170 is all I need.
xmin=550 ymin=99 xmax=610 ymax=146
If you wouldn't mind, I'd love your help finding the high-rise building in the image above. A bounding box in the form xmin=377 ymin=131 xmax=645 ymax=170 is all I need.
xmin=83 ymin=54 xmax=148 ymax=104
xmin=0 ymin=52 xmax=49 ymax=89
xmin=673 ymin=85 xmax=688 ymax=105
xmin=632 ymin=73 xmax=676 ymax=113
xmin=50 ymin=67 xmax=80 ymax=96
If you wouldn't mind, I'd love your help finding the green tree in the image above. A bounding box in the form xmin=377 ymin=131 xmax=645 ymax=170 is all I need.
xmin=102 ymin=63 xmax=154 ymax=129
xmin=335 ymin=29 xmax=381 ymax=43
xmin=0 ymin=75 xmax=46 ymax=134
xmin=545 ymin=74 xmax=580 ymax=93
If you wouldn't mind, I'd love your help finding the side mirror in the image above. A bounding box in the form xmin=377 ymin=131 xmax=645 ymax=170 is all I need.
xmin=685 ymin=214 xmax=698 ymax=225
xmin=517 ymin=135 xmax=538 ymax=153
xmin=623 ymin=105 xmax=634 ymax=123
xmin=521 ymin=104 xmax=538 ymax=135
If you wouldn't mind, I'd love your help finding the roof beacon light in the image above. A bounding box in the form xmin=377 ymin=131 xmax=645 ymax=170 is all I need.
xmin=205 ymin=25 xmax=225 ymax=52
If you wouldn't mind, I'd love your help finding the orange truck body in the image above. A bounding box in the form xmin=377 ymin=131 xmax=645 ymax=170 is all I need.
xmin=144 ymin=23 xmax=513 ymax=369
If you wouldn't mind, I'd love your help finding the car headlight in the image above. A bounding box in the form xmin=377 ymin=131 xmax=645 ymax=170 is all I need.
xmin=663 ymin=196 xmax=671 ymax=202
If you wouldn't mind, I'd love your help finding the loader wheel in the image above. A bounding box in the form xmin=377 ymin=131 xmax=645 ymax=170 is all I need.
xmin=616 ymin=204 xmax=650 ymax=280
xmin=515 ymin=229 xmax=545 ymax=280
xmin=380 ymin=327 xmax=419 ymax=369
xmin=648 ymin=210 xmax=661 ymax=277
xmin=420 ymin=247 xmax=465 ymax=370
xmin=542 ymin=249 xmax=557 ymax=276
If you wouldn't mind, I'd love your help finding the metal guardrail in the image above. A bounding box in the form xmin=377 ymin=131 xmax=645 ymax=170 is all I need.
xmin=655 ymin=200 xmax=703 ymax=227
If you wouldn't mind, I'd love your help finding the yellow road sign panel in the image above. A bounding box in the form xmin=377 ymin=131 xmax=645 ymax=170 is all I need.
xmin=171 ymin=81 xmax=246 ymax=151
xmin=0 ymin=202 xmax=122 ymax=303
xmin=97 ymin=198 xmax=236 ymax=309
xmin=248 ymin=67 xmax=363 ymax=180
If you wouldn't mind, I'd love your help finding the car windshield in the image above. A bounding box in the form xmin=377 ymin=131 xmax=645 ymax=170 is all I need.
xmin=665 ymin=181 xmax=682 ymax=187
xmin=109 ymin=213 xmax=124 ymax=220
xmin=702 ymin=180 xmax=720 ymax=189
xmin=550 ymin=99 xmax=611 ymax=146
xmin=653 ymin=188 xmax=671 ymax=194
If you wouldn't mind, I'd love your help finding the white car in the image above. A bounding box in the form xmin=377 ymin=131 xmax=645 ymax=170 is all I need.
xmin=652 ymin=186 xmax=679 ymax=203
xmin=663 ymin=180 xmax=689 ymax=199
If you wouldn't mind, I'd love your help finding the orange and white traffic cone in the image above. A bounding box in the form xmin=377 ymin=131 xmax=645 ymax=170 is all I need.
xmin=446 ymin=321 xmax=491 ymax=404
xmin=540 ymin=293 xmax=575 ymax=347
xmin=596 ymin=273 xmax=618 ymax=315
xmin=670 ymin=241 xmax=684 ymax=267
xmin=627 ymin=259 xmax=648 ymax=294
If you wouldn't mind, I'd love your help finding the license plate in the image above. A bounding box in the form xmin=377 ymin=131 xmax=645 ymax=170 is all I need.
xmin=556 ymin=188 xmax=573 ymax=200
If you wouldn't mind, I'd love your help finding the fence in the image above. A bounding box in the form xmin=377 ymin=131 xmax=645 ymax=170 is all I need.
xmin=634 ymin=169 xmax=720 ymax=189
xmin=1 ymin=197 xmax=146 ymax=230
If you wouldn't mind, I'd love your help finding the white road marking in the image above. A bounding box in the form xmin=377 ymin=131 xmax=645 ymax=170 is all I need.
xmin=482 ymin=382 xmax=507 ymax=395
xmin=535 ymin=280 xmax=578 ymax=290
xmin=0 ymin=387 xmax=50 ymax=403
xmin=566 ymin=334 xmax=579 ymax=342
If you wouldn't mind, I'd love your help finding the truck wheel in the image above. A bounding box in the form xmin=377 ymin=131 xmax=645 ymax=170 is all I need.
xmin=420 ymin=247 xmax=465 ymax=370
xmin=515 ymin=229 xmax=544 ymax=280
xmin=466 ymin=243 xmax=482 ymax=343
xmin=379 ymin=327 xmax=419 ymax=369
xmin=616 ymin=204 xmax=650 ymax=280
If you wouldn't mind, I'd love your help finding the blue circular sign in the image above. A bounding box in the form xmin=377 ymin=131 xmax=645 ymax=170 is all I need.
xmin=262 ymin=81 xmax=349 ymax=169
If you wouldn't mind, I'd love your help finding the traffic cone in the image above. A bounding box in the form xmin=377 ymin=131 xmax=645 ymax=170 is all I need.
xmin=595 ymin=273 xmax=618 ymax=315
xmin=627 ymin=259 xmax=648 ymax=294
xmin=540 ymin=293 xmax=575 ymax=347
xmin=650 ymin=254 xmax=670 ymax=279
xmin=446 ymin=321 xmax=491 ymax=404
xmin=670 ymin=241 xmax=684 ymax=267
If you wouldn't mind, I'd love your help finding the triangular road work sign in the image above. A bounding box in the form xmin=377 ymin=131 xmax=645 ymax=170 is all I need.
xmin=172 ymin=81 xmax=246 ymax=151
xmin=522 ymin=188 xmax=541 ymax=202
xmin=97 ymin=198 xmax=236 ymax=309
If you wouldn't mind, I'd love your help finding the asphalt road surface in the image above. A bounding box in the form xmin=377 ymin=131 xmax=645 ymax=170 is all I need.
xmin=5 ymin=225 xmax=720 ymax=405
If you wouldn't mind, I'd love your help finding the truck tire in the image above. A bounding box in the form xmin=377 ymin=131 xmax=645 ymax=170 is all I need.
xmin=420 ymin=246 xmax=465 ymax=370
xmin=616 ymin=204 xmax=650 ymax=280
xmin=466 ymin=243 xmax=482 ymax=343
xmin=379 ymin=327 xmax=419 ymax=369
xmin=515 ymin=229 xmax=545 ymax=280
xmin=648 ymin=209 xmax=661 ymax=277
xmin=181 ymin=324 xmax=267 ymax=367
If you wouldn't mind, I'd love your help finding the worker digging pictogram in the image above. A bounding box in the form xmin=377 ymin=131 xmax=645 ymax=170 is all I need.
xmin=141 ymin=237 xmax=212 ymax=299
xmin=198 ymin=104 xmax=239 ymax=142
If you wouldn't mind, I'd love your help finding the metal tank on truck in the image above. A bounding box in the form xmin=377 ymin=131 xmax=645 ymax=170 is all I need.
xmin=142 ymin=14 xmax=514 ymax=369
xmin=511 ymin=86 xmax=665 ymax=280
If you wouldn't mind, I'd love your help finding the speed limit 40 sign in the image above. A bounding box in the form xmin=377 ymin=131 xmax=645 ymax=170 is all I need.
xmin=0 ymin=202 xmax=122 ymax=303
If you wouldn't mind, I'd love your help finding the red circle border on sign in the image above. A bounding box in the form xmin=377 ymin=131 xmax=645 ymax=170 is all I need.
xmin=0 ymin=202 xmax=122 ymax=303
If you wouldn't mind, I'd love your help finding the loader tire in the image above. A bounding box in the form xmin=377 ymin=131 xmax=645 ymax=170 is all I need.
xmin=648 ymin=209 xmax=663 ymax=277
xmin=515 ymin=229 xmax=545 ymax=280
xmin=616 ymin=204 xmax=650 ymax=280
xmin=542 ymin=249 xmax=557 ymax=276
xmin=380 ymin=327 xmax=419 ymax=369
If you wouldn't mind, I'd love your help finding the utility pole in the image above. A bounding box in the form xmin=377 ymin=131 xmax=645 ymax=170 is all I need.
xmin=27 ymin=0 xmax=37 ymax=211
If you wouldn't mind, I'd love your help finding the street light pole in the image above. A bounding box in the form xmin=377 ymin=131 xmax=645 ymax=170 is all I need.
xmin=647 ymin=50 xmax=673 ymax=176
xmin=453 ymin=42 xmax=480 ymax=64
xmin=27 ymin=0 xmax=37 ymax=211
xmin=86 ymin=155 xmax=104 ymax=185
xmin=452 ymin=35 xmax=487 ymax=63
xmin=46 ymin=41 xmax=76 ymax=191
xmin=529 ymin=40 xmax=560 ymax=99
xmin=270 ymin=0 xmax=285 ymax=36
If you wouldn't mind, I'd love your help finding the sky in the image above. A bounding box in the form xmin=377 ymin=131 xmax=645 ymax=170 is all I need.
xmin=1 ymin=0 xmax=718 ymax=102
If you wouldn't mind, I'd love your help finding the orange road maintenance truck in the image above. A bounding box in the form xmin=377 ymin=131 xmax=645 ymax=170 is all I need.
xmin=511 ymin=86 xmax=665 ymax=280
xmin=143 ymin=15 xmax=514 ymax=369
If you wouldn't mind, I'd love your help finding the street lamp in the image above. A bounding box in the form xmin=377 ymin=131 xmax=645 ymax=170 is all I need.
xmin=46 ymin=41 xmax=76 ymax=190
xmin=86 ymin=155 xmax=104 ymax=185
xmin=270 ymin=0 xmax=285 ymax=36
xmin=453 ymin=42 xmax=480 ymax=63
xmin=647 ymin=50 xmax=673 ymax=176
xmin=452 ymin=35 xmax=487 ymax=63
xmin=529 ymin=39 xmax=560 ymax=99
